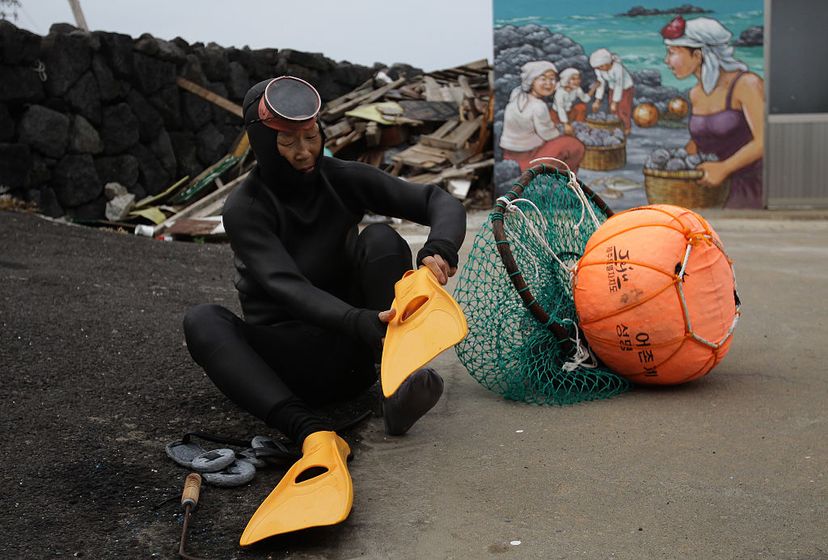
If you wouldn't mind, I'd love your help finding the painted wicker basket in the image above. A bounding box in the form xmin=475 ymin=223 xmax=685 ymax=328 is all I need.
xmin=643 ymin=168 xmax=731 ymax=208
xmin=586 ymin=117 xmax=623 ymax=131
xmin=582 ymin=142 xmax=626 ymax=171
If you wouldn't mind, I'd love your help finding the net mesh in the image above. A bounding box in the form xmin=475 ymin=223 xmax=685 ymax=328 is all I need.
xmin=453 ymin=165 xmax=630 ymax=405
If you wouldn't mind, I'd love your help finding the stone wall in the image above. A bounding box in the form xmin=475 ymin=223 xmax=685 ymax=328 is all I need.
xmin=0 ymin=21 xmax=418 ymax=219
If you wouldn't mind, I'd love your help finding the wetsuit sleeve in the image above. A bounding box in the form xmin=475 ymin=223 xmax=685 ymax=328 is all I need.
xmin=339 ymin=162 xmax=466 ymax=268
xmin=223 ymin=198 xmax=367 ymax=335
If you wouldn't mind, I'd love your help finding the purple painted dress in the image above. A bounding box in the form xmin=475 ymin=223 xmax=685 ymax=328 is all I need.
xmin=689 ymin=72 xmax=763 ymax=208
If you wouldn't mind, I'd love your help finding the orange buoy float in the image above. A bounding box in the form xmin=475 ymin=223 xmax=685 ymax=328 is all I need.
xmin=573 ymin=205 xmax=739 ymax=385
xmin=667 ymin=97 xmax=689 ymax=119
xmin=633 ymin=102 xmax=659 ymax=128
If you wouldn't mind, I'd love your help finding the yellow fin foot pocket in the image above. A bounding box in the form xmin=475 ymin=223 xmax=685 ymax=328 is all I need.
xmin=239 ymin=431 xmax=353 ymax=546
xmin=381 ymin=267 xmax=467 ymax=398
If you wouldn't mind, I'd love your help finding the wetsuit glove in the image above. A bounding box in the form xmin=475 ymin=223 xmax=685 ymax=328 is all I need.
xmin=343 ymin=308 xmax=387 ymax=360
xmin=416 ymin=239 xmax=459 ymax=269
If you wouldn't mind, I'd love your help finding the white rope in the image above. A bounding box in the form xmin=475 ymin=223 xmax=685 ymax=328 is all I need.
xmin=496 ymin=195 xmax=575 ymax=277
xmin=561 ymin=319 xmax=598 ymax=371
xmin=528 ymin=156 xmax=602 ymax=229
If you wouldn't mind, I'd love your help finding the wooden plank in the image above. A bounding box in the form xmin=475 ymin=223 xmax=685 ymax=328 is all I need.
xmin=392 ymin=143 xmax=452 ymax=169
xmin=421 ymin=116 xmax=482 ymax=151
xmin=176 ymin=77 xmax=243 ymax=118
xmin=358 ymin=149 xmax=385 ymax=167
xmin=420 ymin=136 xmax=461 ymax=150
xmin=328 ymin=127 xmax=365 ymax=155
xmin=458 ymin=75 xmax=475 ymax=98
xmin=444 ymin=115 xmax=483 ymax=145
xmin=190 ymin=194 xmax=229 ymax=219
xmin=398 ymin=100 xmax=458 ymax=121
xmin=403 ymin=172 xmax=442 ymax=184
xmin=423 ymin=76 xmax=444 ymax=102
xmin=365 ymin=122 xmax=382 ymax=147
xmin=323 ymin=119 xmax=353 ymax=139
xmin=321 ymin=77 xmax=407 ymax=120
xmin=323 ymin=78 xmax=374 ymax=108
xmin=166 ymin=217 xmax=224 ymax=237
xmin=153 ymin=171 xmax=249 ymax=236
xmin=473 ymin=96 xmax=494 ymax=155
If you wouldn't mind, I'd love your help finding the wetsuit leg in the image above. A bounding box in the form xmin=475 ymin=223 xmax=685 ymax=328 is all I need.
xmin=183 ymin=304 xmax=354 ymax=443
xmin=183 ymin=226 xmax=412 ymax=443
xmin=352 ymin=223 xmax=413 ymax=310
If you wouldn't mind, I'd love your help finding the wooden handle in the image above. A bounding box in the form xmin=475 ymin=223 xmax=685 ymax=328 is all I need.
xmin=181 ymin=473 xmax=202 ymax=509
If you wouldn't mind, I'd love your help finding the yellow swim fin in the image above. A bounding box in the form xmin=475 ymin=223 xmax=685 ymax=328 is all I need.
xmin=381 ymin=267 xmax=468 ymax=398
xmin=239 ymin=431 xmax=353 ymax=546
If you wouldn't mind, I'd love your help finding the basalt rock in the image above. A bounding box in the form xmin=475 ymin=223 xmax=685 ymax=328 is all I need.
xmin=42 ymin=31 xmax=93 ymax=97
xmin=92 ymin=54 xmax=123 ymax=102
xmin=168 ymin=131 xmax=201 ymax=179
xmin=94 ymin=154 xmax=140 ymax=188
xmin=126 ymin=89 xmax=165 ymax=143
xmin=0 ymin=103 xmax=15 ymax=141
xmin=0 ymin=143 xmax=32 ymax=190
xmin=195 ymin=122 xmax=226 ymax=166
xmin=133 ymin=52 xmax=176 ymax=95
xmin=226 ymin=61 xmax=250 ymax=101
xmin=0 ymin=20 xmax=41 ymax=65
xmin=65 ymin=71 xmax=102 ymax=126
xmin=18 ymin=105 xmax=70 ymax=159
xmin=0 ymin=65 xmax=45 ymax=103
xmin=53 ymin=154 xmax=102 ymax=208
xmin=95 ymin=31 xmax=134 ymax=79
xmin=735 ymin=26 xmax=763 ymax=47
xmin=68 ymin=115 xmax=104 ymax=155
xmin=150 ymin=129 xmax=178 ymax=177
xmin=130 ymin=143 xmax=171 ymax=196
xmin=100 ymin=103 xmax=140 ymax=155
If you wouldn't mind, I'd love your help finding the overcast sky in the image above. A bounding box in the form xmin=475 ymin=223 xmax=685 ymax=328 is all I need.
xmin=12 ymin=0 xmax=494 ymax=71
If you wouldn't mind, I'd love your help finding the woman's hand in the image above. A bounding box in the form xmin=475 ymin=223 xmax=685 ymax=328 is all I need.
xmin=420 ymin=254 xmax=456 ymax=285
xmin=592 ymin=100 xmax=601 ymax=113
xmin=610 ymin=101 xmax=618 ymax=114
xmin=564 ymin=123 xmax=574 ymax=136
xmin=698 ymin=161 xmax=730 ymax=187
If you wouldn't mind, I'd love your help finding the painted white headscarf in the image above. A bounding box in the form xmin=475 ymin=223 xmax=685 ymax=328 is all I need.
xmin=664 ymin=17 xmax=748 ymax=94
xmin=509 ymin=60 xmax=558 ymax=112
xmin=589 ymin=48 xmax=617 ymax=68
xmin=558 ymin=68 xmax=581 ymax=88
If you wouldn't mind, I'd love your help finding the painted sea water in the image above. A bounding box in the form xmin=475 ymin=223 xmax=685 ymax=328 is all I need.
xmin=494 ymin=0 xmax=764 ymax=91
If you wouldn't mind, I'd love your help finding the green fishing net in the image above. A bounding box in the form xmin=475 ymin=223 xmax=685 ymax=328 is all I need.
xmin=453 ymin=164 xmax=630 ymax=405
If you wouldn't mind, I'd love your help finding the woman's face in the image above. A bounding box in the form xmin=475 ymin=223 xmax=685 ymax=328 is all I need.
xmin=530 ymin=70 xmax=557 ymax=98
xmin=664 ymin=46 xmax=701 ymax=79
xmin=276 ymin=124 xmax=322 ymax=173
xmin=567 ymin=73 xmax=582 ymax=90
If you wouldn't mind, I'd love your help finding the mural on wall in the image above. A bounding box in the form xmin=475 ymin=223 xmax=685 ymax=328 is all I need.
xmin=492 ymin=1 xmax=765 ymax=210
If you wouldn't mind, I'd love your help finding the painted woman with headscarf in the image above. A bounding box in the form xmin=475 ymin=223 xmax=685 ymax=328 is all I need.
xmin=499 ymin=61 xmax=585 ymax=172
xmin=552 ymin=68 xmax=591 ymax=135
xmin=662 ymin=15 xmax=764 ymax=208
xmin=589 ymin=48 xmax=635 ymax=135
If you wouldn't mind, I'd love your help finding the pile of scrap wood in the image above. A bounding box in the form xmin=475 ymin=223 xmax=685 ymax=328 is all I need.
xmin=112 ymin=60 xmax=493 ymax=241
xmin=320 ymin=59 xmax=494 ymax=203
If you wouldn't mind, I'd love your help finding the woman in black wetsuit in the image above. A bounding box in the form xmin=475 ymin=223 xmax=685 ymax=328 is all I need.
xmin=183 ymin=76 xmax=466 ymax=446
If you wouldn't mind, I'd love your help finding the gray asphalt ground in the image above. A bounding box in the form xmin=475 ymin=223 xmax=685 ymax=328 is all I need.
xmin=1 ymin=208 xmax=826 ymax=560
